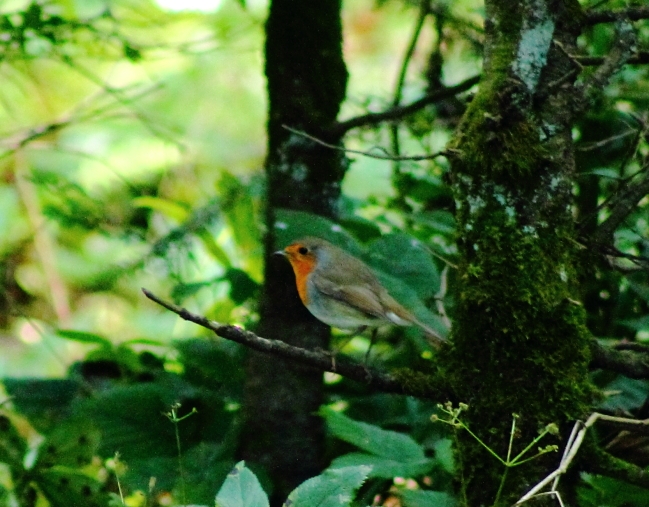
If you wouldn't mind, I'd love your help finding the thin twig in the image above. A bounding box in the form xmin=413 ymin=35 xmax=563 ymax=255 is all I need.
xmin=283 ymin=125 xmax=453 ymax=161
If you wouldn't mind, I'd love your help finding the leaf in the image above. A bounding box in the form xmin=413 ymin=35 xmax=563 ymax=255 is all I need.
xmin=579 ymin=473 xmax=649 ymax=507
xmin=171 ymin=281 xmax=212 ymax=302
xmin=55 ymin=330 xmax=112 ymax=347
xmin=284 ymin=466 xmax=371 ymax=507
xmin=0 ymin=413 xmax=28 ymax=468
xmin=329 ymin=452 xmax=433 ymax=479
xmin=35 ymin=419 xmax=101 ymax=469
xmin=221 ymin=268 xmax=260 ymax=304
xmin=215 ymin=461 xmax=269 ymax=507
xmin=273 ymin=209 xmax=363 ymax=255
xmin=399 ymin=490 xmax=457 ymax=507
xmin=365 ymin=233 xmax=439 ymax=300
xmin=433 ymin=438 xmax=454 ymax=474
xmin=37 ymin=467 xmax=110 ymax=507
xmin=320 ymin=406 xmax=425 ymax=461
xmin=132 ymin=196 xmax=189 ymax=222
xmin=598 ymin=376 xmax=649 ymax=412
xmin=411 ymin=210 xmax=456 ymax=236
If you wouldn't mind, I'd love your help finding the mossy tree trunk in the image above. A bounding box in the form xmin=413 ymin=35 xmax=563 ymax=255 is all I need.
xmin=441 ymin=1 xmax=593 ymax=504
xmin=240 ymin=0 xmax=348 ymax=504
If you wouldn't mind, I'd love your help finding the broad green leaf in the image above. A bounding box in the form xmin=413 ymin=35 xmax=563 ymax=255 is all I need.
xmin=0 ymin=413 xmax=28 ymax=469
xmin=400 ymin=490 xmax=457 ymax=507
xmin=197 ymin=228 xmax=233 ymax=268
xmin=284 ymin=466 xmax=371 ymax=507
xmin=579 ymin=473 xmax=649 ymax=507
xmin=273 ymin=209 xmax=362 ymax=255
xmin=222 ymin=268 xmax=260 ymax=304
xmin=132 ymin=196 xmax=189 ymax=222
xmin=411 ymin=210 xmax=456 ymax=235
xmin=433 ymin=438 xmax=454 ymax=474
xmin=218 ymin=173 xmax=260 ymax=255
xmin=598 ymin=377 xmax=649 ymax=412
xmin=329 ymin=452 xmax=433 ymax=479
xmin=365 ymin=233 xmax=440 ymax=300
xmin=171 ymin=280 xmax=213 ymax=302
xmin=55 ymin=330 xmax=112 ymax=347
xmin=35 ymin=419 xmax=101 ymax=469
xmin=215 ymin=461 xmax=269 ymax=507
xmin=37 ymin=466 xmax=110 ymax=507
xmin=321 ymin=407 xmax=425 ymax=461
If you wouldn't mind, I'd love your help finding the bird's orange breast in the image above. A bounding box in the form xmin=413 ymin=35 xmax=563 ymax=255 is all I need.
xmin=286 ymin=253 xmax=316 ymax=305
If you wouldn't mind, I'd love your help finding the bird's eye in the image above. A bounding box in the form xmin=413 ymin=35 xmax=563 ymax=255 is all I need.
xmin=298 ymin=246 xmax=308 ymax=255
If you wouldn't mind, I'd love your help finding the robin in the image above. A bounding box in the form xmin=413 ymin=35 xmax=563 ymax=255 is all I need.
xmin=275 ymin=236 xmax=445 ymax=346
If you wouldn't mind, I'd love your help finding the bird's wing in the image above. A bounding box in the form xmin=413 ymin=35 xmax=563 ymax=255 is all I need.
xmin=311 ymin=274 xmax=386 ymax=319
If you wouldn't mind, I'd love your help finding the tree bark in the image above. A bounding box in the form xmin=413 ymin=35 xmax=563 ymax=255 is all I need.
xmin=239 ymin=0 xmax=348 ymax=503
xmin=441 ymin=1 xmax=592 ymax=504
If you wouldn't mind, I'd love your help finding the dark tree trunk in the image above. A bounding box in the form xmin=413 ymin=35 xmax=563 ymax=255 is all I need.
xmin=239 ymin=0 xmax=348 ymax=503
xmin=440 ymin=1 xmax=592 ymax=504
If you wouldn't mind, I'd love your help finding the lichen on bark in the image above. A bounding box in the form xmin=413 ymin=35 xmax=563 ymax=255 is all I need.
xmin=439 ymin=0 xmax=593 ymax=504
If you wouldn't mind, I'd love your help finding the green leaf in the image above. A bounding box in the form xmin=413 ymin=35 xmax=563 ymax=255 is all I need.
xmin=132 ymin=196 xmax=189 ymax=222
xmin=197 ymin=228 xmax=233 ymax=268
xmin=579 ymin=473 xmax=649 ymax=507
xmin=273 ymin=209 xmax=363 ymax=255
xmin=222 ymin=268 xmax=260 ymax=304
xmin=37 ymin=467 xmax=110 ymax=507
xmin=35 ymin=419 xmax=101 ymax=469
xmin=55 ymin=330 xmax=112 ymax=347
xmin=321 ymin=406 xmax=425 ymax=461
xmin=399 ymin=490 xmax=457 ymax=507
xmin=365 ymin=233 xmax=439 ymax=300
xmin=433 ymin=438 xmax=454 ymax=474
xmin=329 ymin=452 xmax=433 ymax=479
xmin=598 ymin=377 xmax=649 ymax=412
xmin=171 ymin=281 xmax=212 ymax=302
xmin=411 ymin=210 xmax=456 ymax=235
xmin=284 ymin=466 xmax=371 ymax=507
xmin=215 ymin=461 xmax=269 ymax=507
xmin=0 ymin=413 xmax=28 ymax=469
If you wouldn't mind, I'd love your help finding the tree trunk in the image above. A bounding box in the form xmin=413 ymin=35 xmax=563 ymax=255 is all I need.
xmin=441 ymin=1 xmax=591 ymax=504
xmin=239 ymin=0 xmax=348 ymax=503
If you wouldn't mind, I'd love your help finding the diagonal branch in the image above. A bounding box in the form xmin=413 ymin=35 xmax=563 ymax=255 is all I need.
xmin=573 ymin=19 xmax=637 ymax=116
xmin=591 ymin=164 xmax=649 ymax=245
xmin=142 ymin=288 xmax=445 ymax=398
xmin=327 ymin=75 xmax=480 ymax=137
xmin=585 ymin=6 xmax=649 ymax=25
xmin=590 ymin=340 xmax=649 ymax=379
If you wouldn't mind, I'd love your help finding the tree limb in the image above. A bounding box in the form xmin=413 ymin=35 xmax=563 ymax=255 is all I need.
xmin=591 ymin=164 xmax=649 ymax=245
xmin=585 ymin=6 xmax=649 ymax=25
xmin=573 ymin=20 xmax=637 ymax=116
xmin=575 ymin=52 xmax=649 ymax=66
xmin=142 ymin=288 xmax=444 ymax=398
xmin=584 ymin=441 xmax=649 ymax=490
xmin=327 ymin=75 xmax=480 ymax=137
xmin=590 ymin=340 xmax=649 ymax=379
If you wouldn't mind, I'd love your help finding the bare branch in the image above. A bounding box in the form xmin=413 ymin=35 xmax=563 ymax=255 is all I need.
xmin=328 ymin=75 xmax=480 ymax=137
xmin=283 ymin=125 xmax=454 ymax=162
xmin=573 ymin=20 xmax=637 ymax=116
xmin=585 ymin=6 xmax=649 ymax=25
xmin=590 ymin=340 xmax=649 ymax=379
xmin=142 ymin=288 xmax=444 ymax=398
xmin=575 ymin=51 xmax=649 ymax=66
xmin=591 ymin=164 xmax=649 ymax=245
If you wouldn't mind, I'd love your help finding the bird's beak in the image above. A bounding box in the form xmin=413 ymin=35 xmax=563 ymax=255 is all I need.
xmin=273 ymin=249 xmax=287 ymax=257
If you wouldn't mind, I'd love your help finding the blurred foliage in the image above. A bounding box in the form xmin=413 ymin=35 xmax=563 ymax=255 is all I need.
xmin=0 ymin=0 xmax=647 ymax=505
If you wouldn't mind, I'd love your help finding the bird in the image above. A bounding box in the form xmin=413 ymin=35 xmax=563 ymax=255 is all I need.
xmin=274 ymin=236 xmax=445 ymax=346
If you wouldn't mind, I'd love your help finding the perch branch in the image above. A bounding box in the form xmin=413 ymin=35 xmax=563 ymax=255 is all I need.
xmin=142 ymin=288 xmax=443 ymax=398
